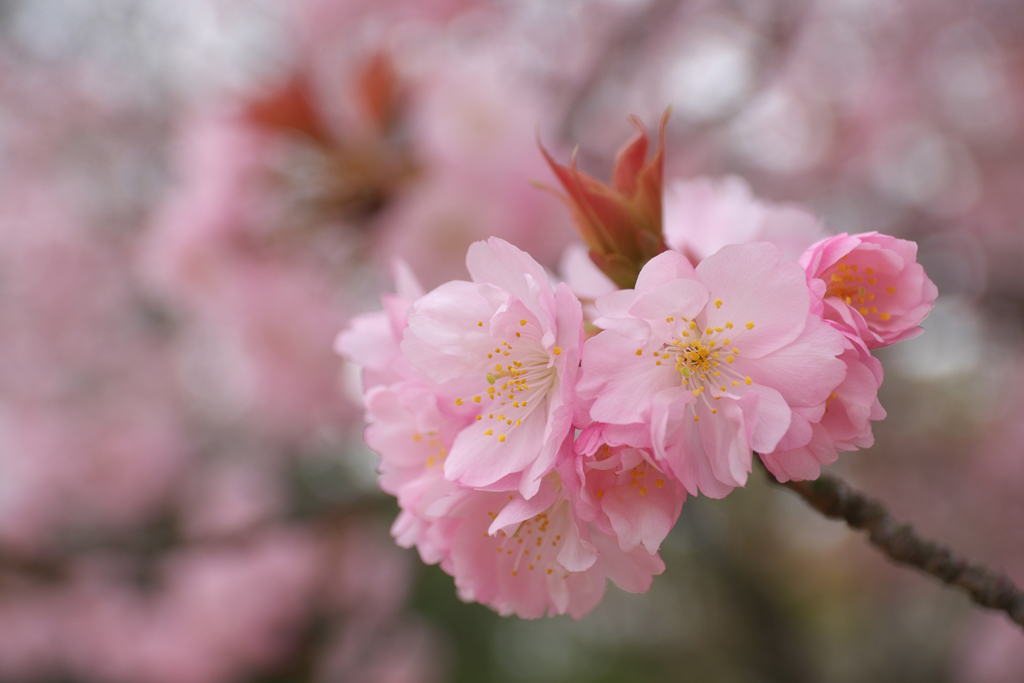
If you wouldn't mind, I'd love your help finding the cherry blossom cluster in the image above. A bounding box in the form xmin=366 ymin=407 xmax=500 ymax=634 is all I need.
xmin=337 ymin=138 xmax=937 ymax=621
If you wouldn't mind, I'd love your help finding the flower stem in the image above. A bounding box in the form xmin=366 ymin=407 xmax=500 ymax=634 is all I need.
xmin=760 ymin=462 xmax=1024 ymax=629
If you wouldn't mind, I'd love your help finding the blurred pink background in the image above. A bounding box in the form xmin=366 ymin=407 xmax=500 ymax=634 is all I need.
xmin=0 ymin=0 xmax=1022 ymax=680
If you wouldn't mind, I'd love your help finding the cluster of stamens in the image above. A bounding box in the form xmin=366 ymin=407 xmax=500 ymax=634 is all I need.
xmin=824 ymin=257 xmax=896 ymax=322
xmin=411 ymin=430 xmax=447 ymax=468
xmin=592 ymin=457 xmax=665 ymax=500
xmin=454 ymin=319 xmax=559 ymax=445
xmin=487 ymin=497 xmax=568 ymax=578
xmin=637 ymin=300 xmax=755 ymax=421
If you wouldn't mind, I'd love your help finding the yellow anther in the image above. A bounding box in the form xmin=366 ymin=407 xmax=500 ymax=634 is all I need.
xmin=715 ymin=299 xmax=723 ymax=308
xmin=640 ymin=486 xmax=648 ymax=496
xmin=498 ymin=434 xmax=506 ymax=443
xmin=880 ymin=312 xmax=891 ymax=321
xmin=636 ymin=349 xmax=643 ymax=356
xmin=886 ymin=286 xmax=896 ymax=294
xmin=476 ymin=415 xmax=482 ymax=421
xmin=522 ymin=401 xmax=527 ymax=407
xmin=732 ymin=347 xmax=739 ymax=354
xmin=426 ymin=456 xmax=435 ymax=468
xmin=706 ymin=327 xmax=714 ymax=335
xmin=868 ymin=278 xmax=877 ymax=285
xmin=694 ymin=415 xmax=700 ymax=422
xmin=712 ymin=408 xmax=717 ymax=414
xmin=516 ymin=420 xmax=521 ymax=426
xmin=689 ymin=321 xmax=698 ymax=330
xmin=655 ymin=478 xmax=664 ymax=488
xmin=477 ymin=321 xmax=483 ymax=327
xmin=455 ymin=398 xmax=464 ymax=405
xmin=745 ymin=321 xmax=755 ymax=330
xmin=870 ymin=306 xmax=877 ymax=314
xmin=725 ymin=321 xmax=733 ymax=329
xmin=745 ymin=376 xmax=752 ymax=385
xmin=474 ymin=396 xmax=482 ymax=403
xmin=484 ymin=429 xmax=493 ymax=436
xmin=515 ymin=332 xmax=521 ymax=338
xmin=519 ymin=319 xmax=528 ymax=326
xmin=865 ymin=267 xmax=874 ymax=275
xmin=859 ymin=307 xmax=868 ymax=314
xmin=596 ymin=489 xmax=604 ymax=499
xmin=553 ymin=347 xmax=562 ymax=355
xmin=726 ymin=355 xmax=734 ymax=363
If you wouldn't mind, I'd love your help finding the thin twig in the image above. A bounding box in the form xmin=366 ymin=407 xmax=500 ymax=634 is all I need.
xmin=762 ymin=463 xmax=1024 ymax=629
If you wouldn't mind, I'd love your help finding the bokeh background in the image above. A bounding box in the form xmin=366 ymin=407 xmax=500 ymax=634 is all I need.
xmin=1 ymin=0 xmax=1023 ymax=680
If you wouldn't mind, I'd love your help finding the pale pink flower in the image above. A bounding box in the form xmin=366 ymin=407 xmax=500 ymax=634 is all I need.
xmin=362 ymin=379 xmax=470 ymax=563
xmin=663 ymin=176 xmax=828 ymax=265
xmin=800 ymin=232 xmax=939 ymax=348
xmin=577 ymin=244 xmax=847 ymax=498
xmin=758 ymin=324 xmax=886 ymax=482
xmin=570 ymin=423 xmax=686 ymax=555
xmin=401 ymin=238 xmax=583 ymax=499
xmin=430 ymin=468 xmax=665 ymax=619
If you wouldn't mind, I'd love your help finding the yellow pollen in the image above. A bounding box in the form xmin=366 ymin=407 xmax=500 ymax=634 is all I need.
xmin=880 ymin=312 xmax=891 ymax=321
xmin=725 ymin=321 xmax=733 ymax=329
xmin=474 ymin=396 xmax=481 ymax=403
xmin=859 ymin=307 xmax=868 ymax=314
xmin=515 ymin=332 xmax=521 ymax=338
xmin=484 ymin=429 xmax=493 ymax=436
xmin=732 ymin=381 xmax=740 ymax=386
xmin=511 ymin=570 xmax=517 ymax=576
xmin=655 ymin=479 xmax=664 ymax=488
xmin=745 ymin=321 xmax=755 ymax=330
xmin=522 ymin=401 xmax=527 ymax=407
xmin=516 ymin=420 xmax=521 ymax=426
xmin=455 ymin=398 xmax=463 ymax=406
xmin=726 ymin=355 xmax=734 ymax=363
xmin=712 ymin=408 xmax=717 ymax=414
xmin=640 ymin=486 xmax=648 ymax=496
xmin=706 ymin=327 xmax=714 ymax=335
xmin=870 ymin=306 xmax=877 ymax=313
xmin=732 ymin=347 xmax=739 ymax=354
xmin=476 ymin=415 xmax=482 ymax=421
xmin=596 ymin=489 xmax=604 ymax=499
xmin=519 ymin=319 xmax=528 ymax=326
xmin=689 ymin=321 xmax=698 ymax=330
xmin=636 ymin=349 xmax=643 ymax=356
xmin=477 ymin=321 xmax=483 ymax=327
xmin=546 ymin=568 xmax=553 ymax=574
xmin=694 ymin=415 xmax=700 ymax=422
xmin=868 ymin=278 xmax=877 ymax=285
xmin=715 ymin=299 xmax=723 ymax=308
xmin=498 ymin=434 xmax=506 ymax=443
xmin=865 ymin=267 xmax=874 ymax=275
xmin=745 ymin=376 xmax=752 ymax=385
xmin=553 ymin=347 xmax=562 ymax=355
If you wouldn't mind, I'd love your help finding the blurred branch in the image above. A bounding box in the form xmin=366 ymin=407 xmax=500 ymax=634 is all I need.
xmin=763 ymin=464 xmax=1024 ymax=630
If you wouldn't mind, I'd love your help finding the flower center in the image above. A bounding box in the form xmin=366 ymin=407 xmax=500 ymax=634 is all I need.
xmin=489 ymin=494 xmax=570 ymax=578
xmin=823 ymin=258 xmax=895 ymax=322
xmin=637 ymin=307 xmax=755 ymax=420
xmin=456 ymin=335 xmax=558 ymax=443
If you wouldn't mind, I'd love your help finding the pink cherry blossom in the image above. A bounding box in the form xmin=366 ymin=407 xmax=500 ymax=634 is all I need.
xmin=758 ymin=324 xmax=886 ymax=482
xmin=401 ymin=237 xmax=583 ymax=499
xmin=663 ymin=176 xmax=828 ymax=265
xmin=430 ymin=468 xmax=665 ymax=619
xmin=577 ymin=244 xmax=847 ymax=498
xmin=570 ymin=423 xmax=686 ymax=555
xmin=362 ymin=379 xmax=470 ymax=563
xmin=800 ymin=231 xmax=939 ymax=348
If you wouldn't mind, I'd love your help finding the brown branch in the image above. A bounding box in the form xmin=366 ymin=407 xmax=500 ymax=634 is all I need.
xmin=762 ymin=463 xmax=1024 ymax=629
